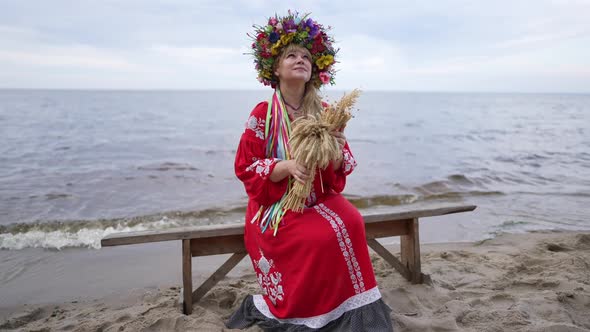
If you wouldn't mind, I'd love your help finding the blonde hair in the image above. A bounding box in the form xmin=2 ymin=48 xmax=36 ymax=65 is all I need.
xmin=274 ymin=44 xmax=323 ymax=118
xmin=301 ymin=81 xmax=323 ymax=118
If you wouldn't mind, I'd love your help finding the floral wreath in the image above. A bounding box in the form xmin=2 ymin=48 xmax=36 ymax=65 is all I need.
xmin=249 ymin=11 xmax=337 ymax=88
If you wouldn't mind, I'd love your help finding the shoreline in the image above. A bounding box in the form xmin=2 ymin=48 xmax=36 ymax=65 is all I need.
xmin=1 ymin=230 xmax=589 ymax=331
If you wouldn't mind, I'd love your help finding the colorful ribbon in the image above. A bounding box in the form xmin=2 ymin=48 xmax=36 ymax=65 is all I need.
xmin=253 ymin=90 xmax=292 ymax=235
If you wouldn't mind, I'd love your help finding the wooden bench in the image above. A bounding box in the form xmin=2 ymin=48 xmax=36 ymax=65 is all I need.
xmin=101 ymin=204 xmax=476 ymax=314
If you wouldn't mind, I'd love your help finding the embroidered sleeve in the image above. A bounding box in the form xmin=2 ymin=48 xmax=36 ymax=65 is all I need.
xmin=245 ymin=114 xmax=265 ymax=140
xmin=245 ymin=158 xmax=280 ymax=179
xmin=235 ymin=103 xmax=289 ymax=205
xmin=315 ymin=102 xmax=357 ymax=192
xmin=320 ymin=142 xmax=356 ymax=193
xmin=340 ymin=144 xmax=357 ymax=176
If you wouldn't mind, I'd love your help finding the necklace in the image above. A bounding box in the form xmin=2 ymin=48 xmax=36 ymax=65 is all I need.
xmin=282 ymin=98 xmax=303 ymax=112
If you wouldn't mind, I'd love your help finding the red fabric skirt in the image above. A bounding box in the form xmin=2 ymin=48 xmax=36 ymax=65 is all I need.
xmin=243 ymin=192 xmax=381 ymax=327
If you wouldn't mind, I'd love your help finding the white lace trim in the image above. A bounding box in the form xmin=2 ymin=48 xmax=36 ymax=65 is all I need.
xmin=314 ymin=203 xmax=365 ymax=293
xmin=252 ymin=286 xmax=381 ymax=329
xmin=246 ymin=115 xmax=265 ymax=140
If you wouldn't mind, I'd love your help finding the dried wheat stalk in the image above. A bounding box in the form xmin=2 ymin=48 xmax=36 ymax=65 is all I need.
xmin=284 ymin=89 xmax=361 ymax=212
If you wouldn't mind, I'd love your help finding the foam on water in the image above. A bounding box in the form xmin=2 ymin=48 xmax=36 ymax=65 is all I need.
xmin=0 ymin=218 xmax=178 ymax=250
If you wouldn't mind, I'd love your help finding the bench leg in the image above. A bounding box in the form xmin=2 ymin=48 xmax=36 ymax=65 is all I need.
xmin=367 ymin=238 xmax=410 ymax=280
xmin=192 ymin=252 xmax=247 ymax=304
xmin=400 ymin=218 xmax=422 ymax=284
xmin=182 ymin=239 xmax=193 ymax=314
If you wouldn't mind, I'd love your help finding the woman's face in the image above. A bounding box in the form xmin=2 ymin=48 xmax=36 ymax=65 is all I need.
xmin=274 ymin=46 xmax=312 ymax=84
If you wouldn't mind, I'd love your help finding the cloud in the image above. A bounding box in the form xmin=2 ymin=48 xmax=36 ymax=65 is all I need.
xmin=493 ymin=30 xmax=587 ymax=50
xmin=335 ymin=34 xmax=408 ymax=89
xmin=141 ymin=44 xmax=257 ymax=89
xmin=150 ymin=45 xmax=243 ymax=64
xmin=0 ymin=47 xmax=138 ymax=70
xmin=0 ymin=1 xmax=588 ymax=92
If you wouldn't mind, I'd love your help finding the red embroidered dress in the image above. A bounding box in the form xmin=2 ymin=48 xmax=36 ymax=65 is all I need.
xmin=229 ymin=101 xmax=392 ymax=330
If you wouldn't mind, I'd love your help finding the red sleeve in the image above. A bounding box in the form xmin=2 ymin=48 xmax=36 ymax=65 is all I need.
xmin=234 ymin=102 xmax=289 ymax=206
xmin=317 ymin=101 xmax=357 ymax=193
xmin=320 ymin=141 xmax=357 ymax=193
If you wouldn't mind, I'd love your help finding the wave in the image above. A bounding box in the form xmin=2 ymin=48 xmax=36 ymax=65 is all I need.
xmin=346 ymin=194 xmax=418 ymax=209
xmin=0 ymin=205 xmax=247 ymax=250
xmin=496 ymin=220 xmax=530 ymax=228
xmin=346 ymin=190 xmax=504 ymax=210
xmin=137 ymin=162 xmax=200 ymax=172
xmin=3 ymin=172 xmax=583 ymax=251
xmin=0 ymin=219 xmax=173 ymax=250
xmin=0 ymin=189 xmax=496 ymax=251
xmin=512 ymin=191 xmax=590 ymax=198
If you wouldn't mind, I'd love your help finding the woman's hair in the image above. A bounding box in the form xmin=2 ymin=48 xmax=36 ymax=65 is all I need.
xmin=274 ymin=44 xmax=323 ymax=118
xmin=301 ymin=81 xmax=323 ymax=118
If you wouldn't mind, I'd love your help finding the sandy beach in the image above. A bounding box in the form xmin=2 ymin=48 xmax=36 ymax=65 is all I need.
xmin=1 ymin=230 xmax=589 ymax=332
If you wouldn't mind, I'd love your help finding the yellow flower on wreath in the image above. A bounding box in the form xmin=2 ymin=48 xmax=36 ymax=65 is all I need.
xmin=270 ymin=33 xmax=296 ymax=56
xmin=261 ymin=70 xmax=272 ymax=79
xmin=280 ymin=33 xmax=295 ymax=46
xmin=315 ymin=54 xmax=334 ymax=70
xmin=271 ymin=42 xmax=282 ymax=56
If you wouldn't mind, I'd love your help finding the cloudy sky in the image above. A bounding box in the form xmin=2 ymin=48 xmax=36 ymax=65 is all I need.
xmin=1 ymin=0 xmax=589 ymax=92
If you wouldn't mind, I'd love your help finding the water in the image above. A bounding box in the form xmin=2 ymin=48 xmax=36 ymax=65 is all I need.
xmin=1 ymin=90 xmax=589 ymax=250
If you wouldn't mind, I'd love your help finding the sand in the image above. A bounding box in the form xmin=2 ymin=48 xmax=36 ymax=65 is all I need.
xmin=1 ymin=231 xmax=589 ymax=332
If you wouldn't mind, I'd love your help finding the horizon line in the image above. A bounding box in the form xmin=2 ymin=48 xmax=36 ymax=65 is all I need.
xmin=0 ymin=87 xmax=589 ymax=95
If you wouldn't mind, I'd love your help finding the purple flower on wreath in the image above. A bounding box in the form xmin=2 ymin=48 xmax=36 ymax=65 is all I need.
xmin=303 ymin=18 xmax=319 ymax=38
xmin=268 ymin=32 xmax=279 ymax=43
xmin=309 ymin=25 xmax=319 ymax=38
xmin=284 ymin=19 xmax=297 ymax=33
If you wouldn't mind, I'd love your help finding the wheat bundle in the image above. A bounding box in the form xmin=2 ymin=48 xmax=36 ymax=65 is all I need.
xmin=283 ymin=89 xmax=361 ymax=212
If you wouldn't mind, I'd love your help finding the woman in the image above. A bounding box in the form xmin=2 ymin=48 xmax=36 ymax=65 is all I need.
xmin=227 ymin=11 xmax=393 ymax=331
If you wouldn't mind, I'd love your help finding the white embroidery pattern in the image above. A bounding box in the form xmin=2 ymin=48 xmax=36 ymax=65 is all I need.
xmin=246 ymin=158 xmax=277 ymax=178
xmin=253 ymin=286 xmax=381 ymax=329
xmin=342 ymin=149 xmax=357 ymax=174
xmin=246 ymin=115 xmax=265 ymax=140
xmin=254 ymin=249 xmax=285 ymax=305
xmin=319 ymin=203 xmax=366 ymax=293
xmin=314 ymin=204 xmax=365 ymax=294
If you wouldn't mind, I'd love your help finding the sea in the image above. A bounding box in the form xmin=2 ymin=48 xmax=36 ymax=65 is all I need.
xmin=0 ymin=89 xmax=589 ymax=308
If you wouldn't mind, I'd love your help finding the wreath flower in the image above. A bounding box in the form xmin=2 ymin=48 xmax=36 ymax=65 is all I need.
xmin=248 ymin=10 xmax=338 ymax=88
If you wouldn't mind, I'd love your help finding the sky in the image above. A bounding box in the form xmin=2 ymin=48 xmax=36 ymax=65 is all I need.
xmin=1 ymin=0 xmax=589 ymax=92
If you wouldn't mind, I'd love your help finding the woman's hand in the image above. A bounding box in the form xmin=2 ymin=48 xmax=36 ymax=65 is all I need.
xmin=330 ymin=130 xmax=346 ymax=170
xmin=331 ymin=131 xmax=346 ymax=153
xmin=270 ymin=159 xmax=309 ymax=184
xmin=286 ymin=160 xmax=310 ymax=184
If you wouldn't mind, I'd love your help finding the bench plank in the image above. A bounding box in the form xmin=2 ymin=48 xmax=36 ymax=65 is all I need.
xmin=365 ymin=219 xmax=410 ymax=238
xmin=101 ymin=205 xmax=476 ymax=247
xmin=102 ymin=223 xmax=245 ymax=247
xmin=189 ymin=235 xmax=246 ymax=256
xmin=362 ymin=205 xmax=476 ymax=224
